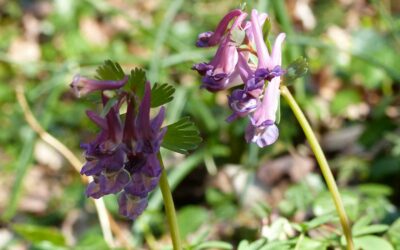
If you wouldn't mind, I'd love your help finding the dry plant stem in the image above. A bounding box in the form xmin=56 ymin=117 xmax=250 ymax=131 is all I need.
xmin=280 ymin=85 xmax=354 ymax=250
xmin=15 ymin=84 xmax=129 ymax=249
xmin=157 ymin=153 xmax=182 ymax=250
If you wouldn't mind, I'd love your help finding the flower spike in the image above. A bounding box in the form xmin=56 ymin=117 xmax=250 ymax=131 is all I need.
xmin=74 ymin=64 xmax=167 ymax=219
xmin=193 ymin=8 xmax=286 ymax=147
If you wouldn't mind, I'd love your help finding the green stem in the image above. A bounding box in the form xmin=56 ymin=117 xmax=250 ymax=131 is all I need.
xmin=158 ymin=153 xmax=182 ymax=250
xmin=294 ymin=233 xmax=304 ymax=250
xmin=280 ymin=86 xmax=354 ymax=250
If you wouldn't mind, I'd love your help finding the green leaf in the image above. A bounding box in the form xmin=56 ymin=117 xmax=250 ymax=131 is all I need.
xmin=252 ymin=201 xmax=271 ymax=219
xmin=353 ymin=216 xmax=373 ymax=232
xmin=352 ymin=216 xmax=389 ymax=237
xmin=248 ymin=239 xmax=267 ymax=250
xmin=205 ymin=188 xmax=237 ymax=219
xmin=283 ymin=57 xmax=309 ymax=84
xmin=353 ymin=224 xmax=389 ymax=237
xmin=331 ymin=89 xmax=361 ymax=115
xmin=177 ymin=206 xmax=208 ymax=239
xmin=302 ymin=214 xmax=338 ymax=231
xmin=161 ymin=117 xmax=202 ymax=154
xmin=126 ymin=68 xmax=147 ymax=96
xmin=151 ymin=82 xmax=175 ymax=107
xmin=353 ymin=235 xmax=394 ymax=250
xmin=387 ymin=218 xmax=400 ymax=248
xmin=95 ymin=60 xmax=125 ymax=80
xmin=294 ymin=237 xmax=325 ymax=250
xmin=12 ymin=223 xmax=66 ymax=246
xmin=129 ymin=68 xmax=146 ymax=86
xmin=260 ymin=240 xmax=292 ymax=250
xmin=194 ymin=241 xmax=232 ymax=250
xmin=358 ymin=184 xmax=393 ymax=197
xmin=75 ymin=228 xmax=109 ymax=250
xmin=238 ymin=240 xmax=250 ymax=250
xmin=313 ymin=191 xmax=359 ymax=221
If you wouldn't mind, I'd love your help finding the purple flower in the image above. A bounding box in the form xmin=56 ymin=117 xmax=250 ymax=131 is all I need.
xmin=245 ymin=119 xmax=279 ymax=147
xmin=194 ymin=8 xmax=286 ymax=148
xmin=86 ymin=169 xmax=130 ymax=198
xmin=76 ymin=74 xmax=167 ymax=219
xmin=80 ymin=102 xmax=126 ymax=176
xmin=119 ymin=153 xmax=162 ymax=220
xmin=227 ymin=89 xmax=259 ymax=122
xmin=243 ymin=11 xmax=268 ymax=43
xmin=226 ymin=49 xmax=261 ymax=121
xmin=135 ymin=83 xmax=167 ymax=153
xmin=191 ymin=63 xmax=214 ymax=75
xmin=196 ymin=9 xmax=244 ymax=47
xmin=118 ymin=192 xmax=148 ymax=220
xmin=244 ymin=10 xmax=286 ymax=147
xmin=123 ymin=155 xmax=161 ymax=197
xmin=70 ymin=75 xmax=128 ymax=97
xmin=192 ymin=12 xmax=248 ymax=92
xmin=193 ymin=36 xmax=241 ymax=92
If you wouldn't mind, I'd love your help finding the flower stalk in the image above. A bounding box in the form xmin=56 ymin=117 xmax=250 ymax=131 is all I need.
xmin=158 ymin=153 xmax=182 ymax=250
xmin=280 ymin=85 xmax=354 ymax=250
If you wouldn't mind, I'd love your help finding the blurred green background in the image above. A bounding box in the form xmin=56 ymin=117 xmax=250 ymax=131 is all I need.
xmin=0 ymin=0 xmax=399 ymax=249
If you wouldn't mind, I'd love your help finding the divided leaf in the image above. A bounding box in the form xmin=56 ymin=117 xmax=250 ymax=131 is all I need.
xmin=96 ymin=60 xmax=125 ymax=80
xmin=151 ymin=83 xmax=175 ymax=108
xmin=127 ymin=68 xmax=147 ymax=95
xmin=161 ymin=117 xmax=202 ymax=154
xmin=283 ymin=57 xmax=309 ymax=84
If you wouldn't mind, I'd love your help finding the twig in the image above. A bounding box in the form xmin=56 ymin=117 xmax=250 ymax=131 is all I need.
xmin=15 ymin=83 xmax=132 ymax=249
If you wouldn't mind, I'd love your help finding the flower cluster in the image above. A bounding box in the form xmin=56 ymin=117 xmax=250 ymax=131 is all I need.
xmin=193 ymin=9 xmax=286 ymax=147
xmin=70 ymin=75 xmax=166 ymax=220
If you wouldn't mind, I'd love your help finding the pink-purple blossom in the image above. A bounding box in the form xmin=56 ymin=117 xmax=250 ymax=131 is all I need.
xmin=70 ymin=75 xmax=129 ymax=97
xmin=193 ymin=8 xmax=286 ymax=147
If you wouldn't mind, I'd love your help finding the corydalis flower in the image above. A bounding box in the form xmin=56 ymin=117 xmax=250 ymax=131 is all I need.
xmin=70 ymin=75 xmax=128 ymax=97
xmin=72 ymin=75 xmax=166 ymax=220
xmin=192 ymin=10 xmax=248 ymax=92
xmin=226 ymin=53 xmax=261 ymax=122
xmin=245 ymin=10 xmax=286 ymax=147
xmin=194 ymin=8 xmax=286 ymax=147
xmin=195 ymin=9 xmax=243 ymax=48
